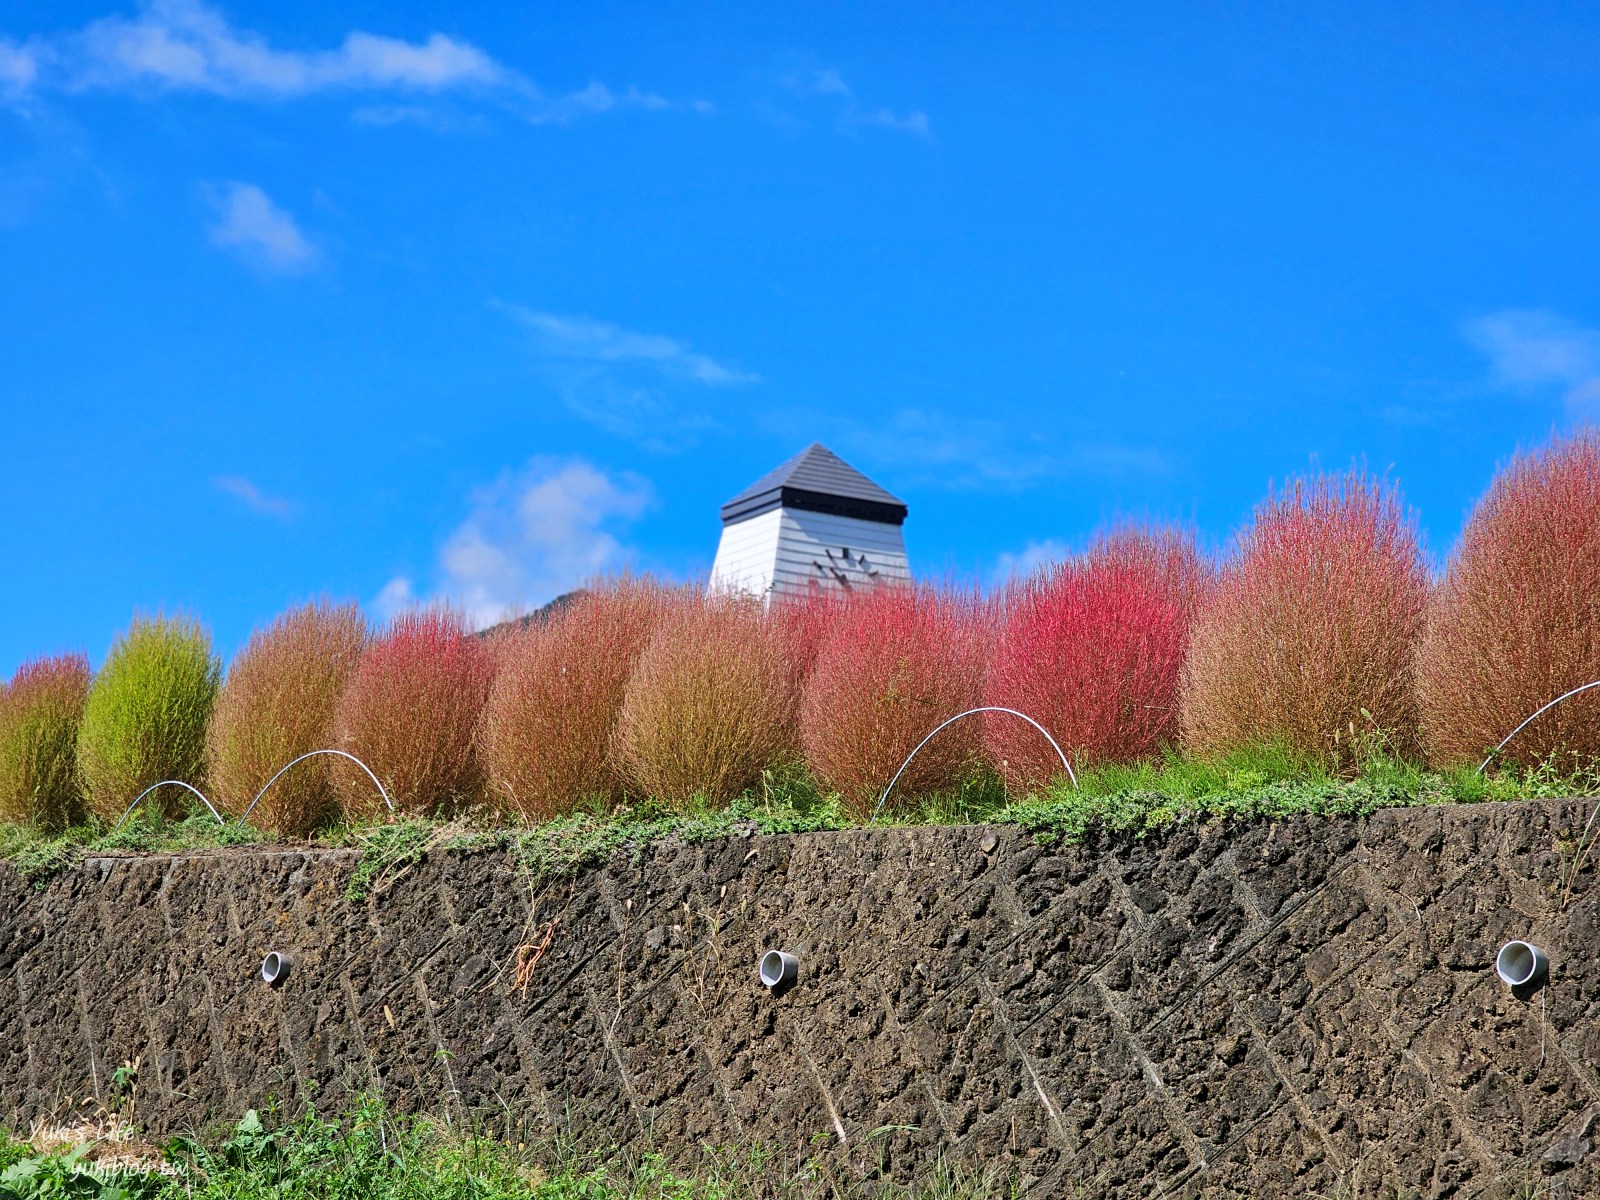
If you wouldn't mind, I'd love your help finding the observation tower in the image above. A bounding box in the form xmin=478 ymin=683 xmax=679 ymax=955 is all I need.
xmin=708 ymin=443 xmax=911 ymax=598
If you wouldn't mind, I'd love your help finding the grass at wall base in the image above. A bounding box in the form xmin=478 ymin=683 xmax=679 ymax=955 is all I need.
xmin=0 ymin=1094 xmax=1007 ymax=1200
xmin=0 ymin=746 xmax=1590 ymax=888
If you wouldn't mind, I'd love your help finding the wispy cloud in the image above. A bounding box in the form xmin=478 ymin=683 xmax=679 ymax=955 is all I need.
xmin=506 ymin=308 xmax=757 ymax=386
xmin=763 ymin=407 xmax=1169 ymax=492
xmin=213 ymin=473 xmax=295 ymax=518
xmin=0 ymin=38 xmax=38 ymax=99
xmin=1466 ymin=309 xmax=1600 ymax=413
xmin=8 ymin=1 xmax=698 ymax=125
xmin=498 ymin=303 xmax=757 ymax=448
xmin=993 ymin=538 xmax=1070 ymax=583
xmin=375 ymin=457 xmax=653 ymax=627
xmin=206 ymin=181 xmax=316 ymax=271
xmin=773 ymin=62 xmax=931 ymax=141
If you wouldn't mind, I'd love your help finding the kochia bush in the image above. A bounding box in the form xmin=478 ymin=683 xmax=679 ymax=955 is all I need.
xmin=613 ymin=595 xmax=794 ymax=808
xmin=332 ymin=610 xmax=496 ymax=818
xmin=987 ymin=528 xmax=1209 ymax=782
xmin=77 ymin=615 xmax=220 ymax=822
xmin=206 ymin=601 xmax=368 ymax=834
xmin=482 ymin=580 xmax=666 ymax=821
xmin=1419 ymin=430 xmax=1600 ymax=767
xmin=1180 ymin=472 xmax=1428 ymax=768
xmin=800 ymin=584 xmax=987 ymax=817
xmin=0 ymin=654 xmax=91 ymax=831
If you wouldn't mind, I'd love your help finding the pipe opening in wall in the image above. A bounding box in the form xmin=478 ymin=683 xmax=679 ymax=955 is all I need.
xmin=261 ymin=951 xmax=293 ymax=987
xmin=1495 ymin=940 xmax=1548 ymax=989
xmin=759 ymin=950 xmax=798 ymax=990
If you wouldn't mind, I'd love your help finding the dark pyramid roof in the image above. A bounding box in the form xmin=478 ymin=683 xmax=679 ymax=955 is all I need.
xmin=720 ymin=443 xmax=908 ymax=526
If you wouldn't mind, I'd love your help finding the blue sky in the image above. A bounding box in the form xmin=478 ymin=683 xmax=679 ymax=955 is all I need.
xmin=2 ymin=1 xmax=1599 ymax=674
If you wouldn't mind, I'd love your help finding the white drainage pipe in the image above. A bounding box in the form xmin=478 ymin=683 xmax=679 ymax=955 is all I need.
xmin=261 ymin=951 xmax=293 ymax=987
xmin=1495 ymin=940 xmax=1548 ymax=989
xmin=759 ymin=950 xmax=798 ymax=990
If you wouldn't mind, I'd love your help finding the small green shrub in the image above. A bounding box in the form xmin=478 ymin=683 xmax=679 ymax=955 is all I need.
xmin=77 ymin=615 xmax=220 ymax=823
xmin=0 ymin=654 xmax=91 ymax=831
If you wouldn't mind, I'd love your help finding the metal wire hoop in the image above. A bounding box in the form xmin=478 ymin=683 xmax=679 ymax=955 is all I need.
xmin=871 ymin=706 xmax=1077 ymax=823
xmin=1477 ymin=679 xmax=1600 ymax=776
xmin=111 ymin=780 xmax=226 ymax=831
xmin=237 ymin=749 xmax=393 ymax=825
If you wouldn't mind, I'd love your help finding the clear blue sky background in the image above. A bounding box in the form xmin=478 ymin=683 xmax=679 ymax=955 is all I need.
xmin=2 ymin=1 xmax=1598 ymax=675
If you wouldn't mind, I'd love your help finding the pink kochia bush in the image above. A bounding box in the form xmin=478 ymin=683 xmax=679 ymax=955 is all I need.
xmin=206 ymin=601 xmax=368 ymax=835
xmin=481 ymin=580 xmax=667 ymax=821
xmin=331 ymin=609 xmax=497 ymax=818
xmin=0 ymin=654 xmax=92 ymax=831
xmin=987 ymin=528 xmax=1209 ymax=783
xmin=1181 ymin=472 xmax=1429 ymax=768
xmin=613 ymin=594 xmax=795 ymax=809
xmin=1419 ymin=430 xmax=1600 ymax=768
xmin=800 ymin=584 xmax=987 ymax=817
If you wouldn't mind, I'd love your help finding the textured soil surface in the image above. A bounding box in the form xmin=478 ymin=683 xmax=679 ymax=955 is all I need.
xmin=2 ymin=800 xmax=1599 ymax=1198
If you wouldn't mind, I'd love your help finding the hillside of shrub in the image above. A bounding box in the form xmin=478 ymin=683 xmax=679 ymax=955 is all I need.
xmin=7 ymin=432 xmax=1600 ymax=847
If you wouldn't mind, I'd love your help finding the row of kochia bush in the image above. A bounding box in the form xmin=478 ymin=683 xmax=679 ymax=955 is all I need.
xmin=4 ymin=429 xmax=1600 ymax=836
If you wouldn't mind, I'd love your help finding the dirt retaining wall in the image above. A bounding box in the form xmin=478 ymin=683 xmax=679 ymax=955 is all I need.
xmin=2 ymin=801 xmax=1599 ymax=1198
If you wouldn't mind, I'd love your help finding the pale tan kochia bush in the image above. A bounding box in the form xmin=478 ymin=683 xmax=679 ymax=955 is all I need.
xmin=332 ymin=609 xmax=497 ymax=819
xmin=206 ymin=601 xmax=368 ymax=835
xmin=77 ymin=614 xmax=220 ymax=822
xmin=613 ymin=594 xmax=795 ymax=808
xmin=482 ymin=580 xmax=668 ymax=821
xmin=1419 ymin=430 xmax=1600 ymax=767
xmin=1180 ymin=472 xmax=1428 ymax=769
xmin=800 ymin=583 xmax=988 ymax=817
xmin=0 ymin=653 xmax=91 ymax=831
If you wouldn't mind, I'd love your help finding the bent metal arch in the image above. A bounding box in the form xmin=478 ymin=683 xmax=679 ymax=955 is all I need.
xmin=872 ymin=706 xmax=1077 ymax=823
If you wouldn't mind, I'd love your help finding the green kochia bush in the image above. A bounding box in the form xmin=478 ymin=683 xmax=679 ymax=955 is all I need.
xmin=0 ymin=653 xmax=91 ymax=831
xmin=77 ymin=615 xmax=220 ymax=823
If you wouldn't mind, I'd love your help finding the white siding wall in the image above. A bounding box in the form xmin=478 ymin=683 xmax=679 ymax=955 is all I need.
xmin=709 ymin=506 xmax=910 ymax=598
xmin=708 ymin=507 xmax=785 ymax=595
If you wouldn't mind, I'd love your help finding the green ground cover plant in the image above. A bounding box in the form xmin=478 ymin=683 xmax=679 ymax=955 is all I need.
xmin=0 ymin=1097 xmax=1009 ymax=1200
xmin=1 ymin=743 xmax=1590 ymax=892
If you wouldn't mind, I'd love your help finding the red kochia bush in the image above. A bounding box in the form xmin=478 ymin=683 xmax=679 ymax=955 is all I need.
xmin=1419 ymin=430 xmax=1600 ymax=767
xmin=987 ymin=528 xmax=1209 ymax=782
xmin=332 ymin=609 xmax=497 ymax=818
xmin=0 ymin=653 xmax=91 ymax=831
xmin=613 ymin=594 xmax=794 ymax=808
xmin=801 ymin=584 xmax=987 ymax=816
xmin=1181 ymin=472 xmax=1428 ymax=767
xmin=482 ymin=580 xmax=666 ymax=820
xmin=206 ymin=601 xmax=367 ymax=834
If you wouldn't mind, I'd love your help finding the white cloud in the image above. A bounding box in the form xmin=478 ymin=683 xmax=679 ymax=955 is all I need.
xmin=214 ymin=473 xmax=295 ymax=518
xmin=376 ymin=458 xmax=654 ymax=628
xmin=207 ymin=181 xmax=316 ymax=271
xmin=847 ymin=105 xmax=931 ymax=140
xmin=993 ymin=539 xmax=1070 ymax=583
xmin=498 ymin=303 xmax=757 ymax=448
xmin=503 ymin=307 xmax=757 ymax=387
xmin=0 ymin=38 xmax=38 ymax=97
xmin=1466 ymin=309 xmax=1600 ymax=413
xmin=8 ymin=1 xmax=699 ymax=125
xmin=71 ymin=0 xmax=506 ymax=95
xmin=775 ymin=62 xmax=931 ymax=140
